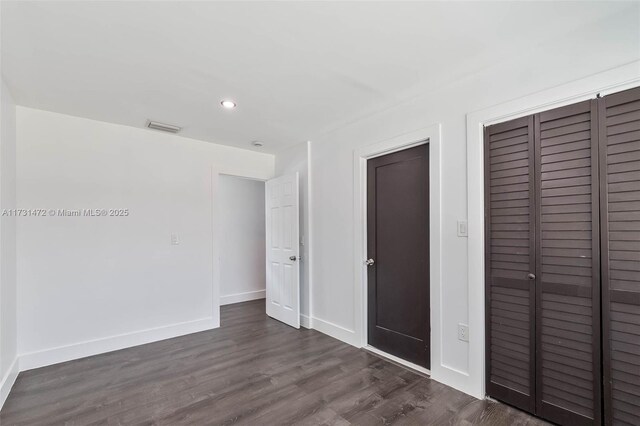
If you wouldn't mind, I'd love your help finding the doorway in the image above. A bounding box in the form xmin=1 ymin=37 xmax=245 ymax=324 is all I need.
xmin=218 ymin=175 xmax=267 ymax=307
xmin=366 ymin=144 xmax=430 ymax=369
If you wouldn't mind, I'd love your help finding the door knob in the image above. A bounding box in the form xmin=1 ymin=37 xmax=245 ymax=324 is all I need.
xmin=365 ymin=259 xmax=375 ymax=266
xmin=289 ymin=255 xmax=297 ymax=261
xmin=527 ymin=273 xmax=536 ymax=280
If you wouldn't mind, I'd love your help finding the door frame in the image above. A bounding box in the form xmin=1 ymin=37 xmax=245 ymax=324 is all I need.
xmin=466 ymin=60 xmax=640 ymax=399
xmin=353 ymin=123 xmax=442 ymax=377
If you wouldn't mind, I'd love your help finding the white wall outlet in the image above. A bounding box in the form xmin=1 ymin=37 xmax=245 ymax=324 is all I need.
xmin=457 ymin=220 xmax=468 ymax=237
xmin=171 ymin=233 xmax=179 ymax=245
xmin=458 ymin=323 xmax=469 ymax=342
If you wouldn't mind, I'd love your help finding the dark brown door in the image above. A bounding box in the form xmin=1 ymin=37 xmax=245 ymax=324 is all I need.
xmin=367 ymin=144 xmax=430 ymax=368
xmin=534 ymin=100 xmax=601 ymax=426
xmin=598 ymin=86 xmax=640 ymax=426
xmin=485 ymin=116 xmax=537 ymax=413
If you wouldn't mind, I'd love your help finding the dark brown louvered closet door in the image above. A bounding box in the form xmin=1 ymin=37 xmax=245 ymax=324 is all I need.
xmin=485 ymin=116 xmax=536 ymax=413
xmin=534 ymin=100 xmax=601 ymax=425
xmin=599 ymin=86 xmax=640 ymax=426
xmin=485 ymin=90 xmax=640 ymax=425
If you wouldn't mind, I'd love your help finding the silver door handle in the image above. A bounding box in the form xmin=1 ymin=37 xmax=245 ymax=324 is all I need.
xmin=527 ymin=273 xmax=536 ymax=280
xmin=289 ymin=256 xmax=297 ymax=261
xmin=365 ymin=259 xmax=375 ymax=266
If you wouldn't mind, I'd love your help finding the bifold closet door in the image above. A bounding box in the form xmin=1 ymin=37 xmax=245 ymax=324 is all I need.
xmin=599 ymin=86 xmax=640 ymax=426
xmin=534 ymin=100 xmax=601 ymax=425
xmin=485 ymin=116 xmax=536 ymax=413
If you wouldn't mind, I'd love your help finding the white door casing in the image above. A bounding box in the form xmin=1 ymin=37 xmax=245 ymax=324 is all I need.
xmin=265 ymin=173 xmax=300 ymax=328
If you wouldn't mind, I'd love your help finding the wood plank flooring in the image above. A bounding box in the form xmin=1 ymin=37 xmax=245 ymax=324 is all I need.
xmin=0 ymin=300 xmax=548 ymax=425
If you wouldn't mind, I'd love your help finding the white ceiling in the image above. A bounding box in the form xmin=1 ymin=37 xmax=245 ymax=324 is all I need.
xmin=1 ymin=1 xmax=635 ymax=153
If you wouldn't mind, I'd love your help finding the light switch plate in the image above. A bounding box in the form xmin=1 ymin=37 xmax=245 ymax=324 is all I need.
xmin=458 ymin=323 xmax=469 ymax=342
xmin=457 ymin=220 xmax=468 ymax=237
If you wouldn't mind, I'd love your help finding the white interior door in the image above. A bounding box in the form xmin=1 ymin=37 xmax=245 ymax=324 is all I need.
xmin=265 ymin=173 xmax=300 ymax=328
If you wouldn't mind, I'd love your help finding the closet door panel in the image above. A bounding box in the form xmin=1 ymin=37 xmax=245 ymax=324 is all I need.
xmin=600 ymin=86 xmax=640 ymax=426
xmin=485 ymin=116 xmax=536 ymax=413
xmin=535 ymin=100 xmax=601 ymax=426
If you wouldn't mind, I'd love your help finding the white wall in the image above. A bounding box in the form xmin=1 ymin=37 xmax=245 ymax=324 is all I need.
xmin=307 ymin=7 xmax=640 ymax=398
xmin=218 ymin=175 xmax=266 ymax=305
xmin=16 ymin=108 xmax=274 ymax=369
xmin=274 ymin=141 xmax=311 ymax=326
xmin=0 ymin=79 xmax=18 ymax=407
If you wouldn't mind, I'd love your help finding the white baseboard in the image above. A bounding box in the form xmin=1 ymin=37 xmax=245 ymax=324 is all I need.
xmin=220 ymin=289 xmax=266 ymax=306
xmin=19 ymin=317 xmax=218 ymax=372
xmin=311 ymin=316 xmax=360 ymax=347
xmin=300 ymin=314 xmax=312 ymax=329
xmin=430 ymin=362 xmax=479 ymax=399
xmin=0 ymin=357 xmax=19 ymax=410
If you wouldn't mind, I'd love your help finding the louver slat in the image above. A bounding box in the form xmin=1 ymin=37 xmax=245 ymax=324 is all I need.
xmin=485 ymin=116 xmax=536 ymax=413
xmin=535 ymin=99 xmax=601 ymax=426
xmin=600 ymin=86 xmax=640 ymax=426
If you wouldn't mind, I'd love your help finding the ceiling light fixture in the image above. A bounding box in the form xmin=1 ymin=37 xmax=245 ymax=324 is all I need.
xmin=221 ymin=100 xmax=236 ymax=109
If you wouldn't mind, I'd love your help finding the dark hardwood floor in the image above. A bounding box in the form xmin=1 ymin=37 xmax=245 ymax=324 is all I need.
xmin=0 ymin=300 xmax=548 ymax=425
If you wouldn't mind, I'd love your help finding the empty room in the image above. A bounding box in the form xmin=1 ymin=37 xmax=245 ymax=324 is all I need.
xmin=0 ymin=1 xmax=638 ymax=425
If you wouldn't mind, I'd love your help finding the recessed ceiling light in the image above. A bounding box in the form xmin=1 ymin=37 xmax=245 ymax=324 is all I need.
xmin=221 ymin=100 xmax=236 ymax=109
xmin=251 ymin=141 xmax=264 ymax=147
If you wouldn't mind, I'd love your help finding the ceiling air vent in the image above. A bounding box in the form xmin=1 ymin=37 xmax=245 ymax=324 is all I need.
xmin=146 ymin=120 xmax=181 ymax=133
